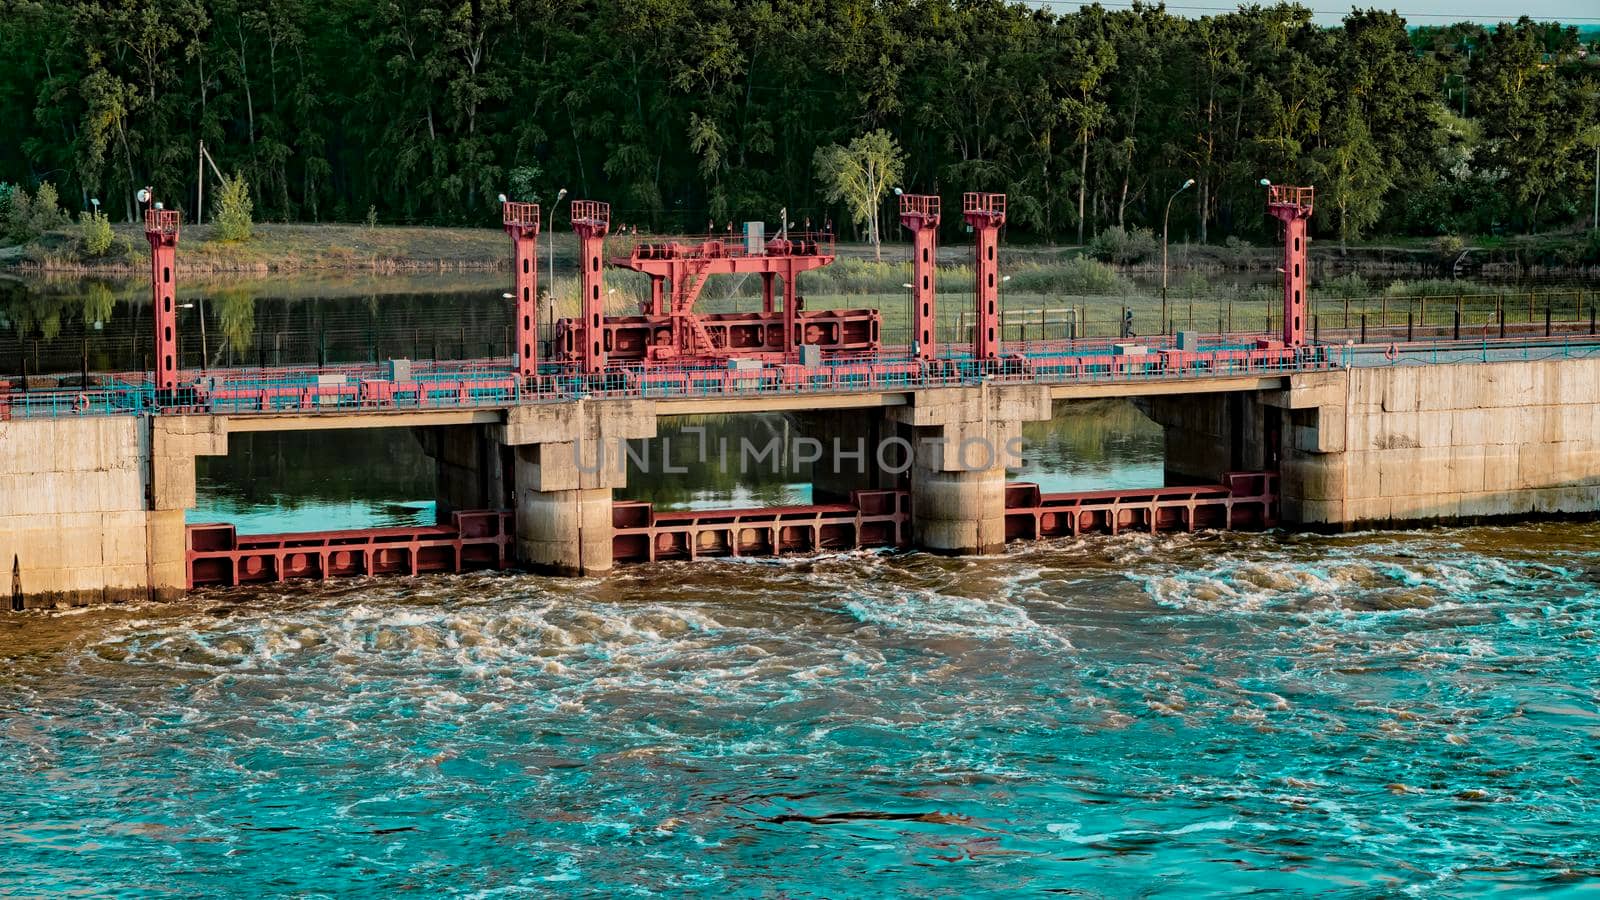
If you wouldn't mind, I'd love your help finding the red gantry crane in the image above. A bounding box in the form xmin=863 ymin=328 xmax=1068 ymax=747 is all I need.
xmin=555 ymin=220 xmax=879 ymax=367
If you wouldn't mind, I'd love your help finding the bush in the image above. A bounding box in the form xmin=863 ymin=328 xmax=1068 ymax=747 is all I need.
xmin=79 ymin=209 xmax=115 ymax=256
xmin=29 ymin=182 xmax=68 ymax=234
xmin=1 ymin=186 xmax=29 ymax=242
xmin=1431 ymin=234 xmax=1465 ymax=256
xmin=1007 ymin=258 xmax=1134 ymax=295
xmin=1087 ymin=226 xmax=1159 ymax=264
xmin=1316 ymin=273 xmax=1368 ymax=298
xmin=214 ymin=173 xmax=254 ymax=242
xmin=1382 ymin=278 xmax=1494 ymax=298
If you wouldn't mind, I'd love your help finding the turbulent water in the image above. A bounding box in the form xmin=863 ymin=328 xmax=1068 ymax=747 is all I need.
xmin=4 ymin=525 xmax=1600 ymax=896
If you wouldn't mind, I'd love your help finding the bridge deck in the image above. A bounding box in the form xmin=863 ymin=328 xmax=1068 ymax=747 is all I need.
xmin=8 ymin=334 xmax=1600 ymax=424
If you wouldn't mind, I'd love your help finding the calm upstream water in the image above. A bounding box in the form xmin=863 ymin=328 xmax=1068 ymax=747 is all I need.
xmin=4 ymin=525 xmax=1600 ymax=895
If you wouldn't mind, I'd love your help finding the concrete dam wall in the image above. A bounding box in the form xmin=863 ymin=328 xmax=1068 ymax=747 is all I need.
xmin=1277 ymin=357 xmax=1600 ymax=527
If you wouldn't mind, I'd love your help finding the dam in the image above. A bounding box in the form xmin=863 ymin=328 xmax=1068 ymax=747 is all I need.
xmin=6 ymin=187 xmax=1600 ymax=608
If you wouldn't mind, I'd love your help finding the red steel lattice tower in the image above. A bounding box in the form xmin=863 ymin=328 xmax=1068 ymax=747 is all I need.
xmin=144 ymin=207 xmax=182 ymax=392
xmin=503 ymin=201 xmax=541 ymax=377
xmin=570 ymin=200 xmax=611 ymax=373
xmin=963 ymin=192 xmax=1006 ymax=360
xmin=899 ymin=194 xmax=941 ymax=359
xmin=1266 ymin=185 xmax=1314 ymax=347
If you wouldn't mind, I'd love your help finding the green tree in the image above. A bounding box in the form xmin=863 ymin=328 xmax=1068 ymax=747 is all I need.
xmin=79 ymin=208 xmax=115 ymax=256
xmin=215 ymin=172 xmax=254 ymax=241
xmin=813 ymin=130 xmax=904 ymax=261
xmin=1471 ymin=18 xmax=1589 ymax=231
xmin=1313 ymin=107 xmax=1392 ymax=251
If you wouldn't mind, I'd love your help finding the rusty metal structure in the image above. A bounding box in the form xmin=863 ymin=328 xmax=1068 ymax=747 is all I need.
xmin=1266 ymin=185 xmax=1314 ymax=347
xmin=144 ymin=207 xmax=181 ymax=392
xmin=502 ymin=201 xmax=541 ymax=377
xmin=899 ymin=194 xmax=941 ymax=359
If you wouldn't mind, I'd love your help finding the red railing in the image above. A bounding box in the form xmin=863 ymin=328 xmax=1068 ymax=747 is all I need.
xmin=144 ymin=208 xmax=181 ymax=235
xmin=899 ymin=194 xmax=941 ymax=220
xmin=1004 ymin=472 xmax=1278 ymax=540
xmin=612 ymin=489 xmax=907 ymax=563
xmin=962 ymin=192 xmax=1006 ymax=218
xmin=0 ymin=341 xmax=1341 ymax=419
xmin=569 ymin=200 xmax=610 ymax=228
xmin=502 ymin=201 xmax=540 ymax=227
xmin=186 ymin=510 xmax=511 ymax=587
xmin=1268 ymin=185 xmax=1315 ymax=210
xmin=624 ymin=231 xmax=835 ymax=262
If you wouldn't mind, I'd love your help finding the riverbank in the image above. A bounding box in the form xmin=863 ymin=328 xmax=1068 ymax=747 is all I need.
xmin=3 ymin=221 xmax=1597 ymax=280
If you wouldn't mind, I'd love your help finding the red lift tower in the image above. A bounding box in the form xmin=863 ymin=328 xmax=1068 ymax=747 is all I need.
xmin=503 ymin=201 xmax=541 ymax=377
xmin=570 ymin=200 xmax=611 ymax=373
xmin=1266 ymin=185 xmax=1314 ymax=347
xmin=963 ymin=192 xmax=1006 ymax=360
xmin=899 ymin=194 xmax=940 ymax=360
xmin=144 ymin=206 xmax=181 ymax=392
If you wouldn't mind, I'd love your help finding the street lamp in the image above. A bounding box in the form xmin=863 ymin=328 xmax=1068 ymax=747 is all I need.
xmin=1162 ymin=177 xmax=1196 ymax=333
xmin=547 ymin=187 xmax=569 ymax=340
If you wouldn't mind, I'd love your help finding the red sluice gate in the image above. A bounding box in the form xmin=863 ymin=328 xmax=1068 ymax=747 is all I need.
xmin=611 ymin=489 xmax=910 ymax=563
xmin=186 ymin=511 xmax=512 ymax=588
xmin=183 ymin=476 xmax=1277 ymax=588
xmin=1004 ymin=472 xmax=1279 ymax=540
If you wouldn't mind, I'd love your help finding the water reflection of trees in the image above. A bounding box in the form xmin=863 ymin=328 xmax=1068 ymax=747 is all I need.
xmin=3 ymin=281 xmax=521 ymax=374
xmin=625 ymin=415 xmax=810 ymax=509
xmin=214 ymin=289 xmax=256 ymax=355
xmin=196 ymin=431 xmax=435 ymax=507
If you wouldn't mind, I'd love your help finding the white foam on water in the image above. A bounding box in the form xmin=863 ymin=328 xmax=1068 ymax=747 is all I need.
xmin=840 ymin=586 xmax=1072 ymax=649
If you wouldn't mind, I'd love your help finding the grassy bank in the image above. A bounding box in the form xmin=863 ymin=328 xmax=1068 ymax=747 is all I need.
xmin=7 ymin=219 xmax=1598 ymax=278
xmin=4 ymin=222 xmax=518 ymax=274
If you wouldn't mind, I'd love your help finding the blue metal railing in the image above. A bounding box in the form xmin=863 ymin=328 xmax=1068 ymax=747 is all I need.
xmin=7 ymin=334 xmax=1600 ymax=421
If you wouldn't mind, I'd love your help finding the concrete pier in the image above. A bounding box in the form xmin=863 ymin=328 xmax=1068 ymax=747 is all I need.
xmin=888 ymin=384 xmax=1053 ymax=553
xmin=0 ymin=416 xmax=223 ymax=607
xmin=497 ymin=400 xmax=656 ymax=575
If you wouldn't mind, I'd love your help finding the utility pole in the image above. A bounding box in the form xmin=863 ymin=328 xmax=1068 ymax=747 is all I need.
xmin=197 ymin=140 xmax=205 ymax=223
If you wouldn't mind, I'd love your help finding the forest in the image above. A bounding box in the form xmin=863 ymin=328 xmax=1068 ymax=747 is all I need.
xmin=0 ymin=0 xmax=1596 ymax=245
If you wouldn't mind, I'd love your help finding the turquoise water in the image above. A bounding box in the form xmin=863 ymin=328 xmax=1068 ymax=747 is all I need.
xmin=4 ymin=524 xmax=1600 ymax=896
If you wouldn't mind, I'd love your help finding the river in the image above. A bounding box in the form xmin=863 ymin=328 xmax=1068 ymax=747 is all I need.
xmin=4 ymin=523 xmax=1599 ymax=894
xmin=4 ymin=272 xmax=1600 ymax=895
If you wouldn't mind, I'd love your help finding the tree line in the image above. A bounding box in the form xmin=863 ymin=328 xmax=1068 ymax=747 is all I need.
xmin=0 ymin=0 xmax=1596 ymax=245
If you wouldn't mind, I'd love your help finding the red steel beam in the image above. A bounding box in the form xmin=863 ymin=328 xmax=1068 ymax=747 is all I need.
xmin=899 ymin=194 xmax=941 ymax=359
xmin=503 ymin=201 xmax=541 ymax=377
xmin=963 ymin=192 xmax=1006 ymax=360
xmin=144 ymin=207 xmax=181 ymax=392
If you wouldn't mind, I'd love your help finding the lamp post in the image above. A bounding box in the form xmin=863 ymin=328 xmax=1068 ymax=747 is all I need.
xmin=547 ymin=187 xmax=569 ymax=322
xmin=1162 ymin=178 xmax=1195 ymax=334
